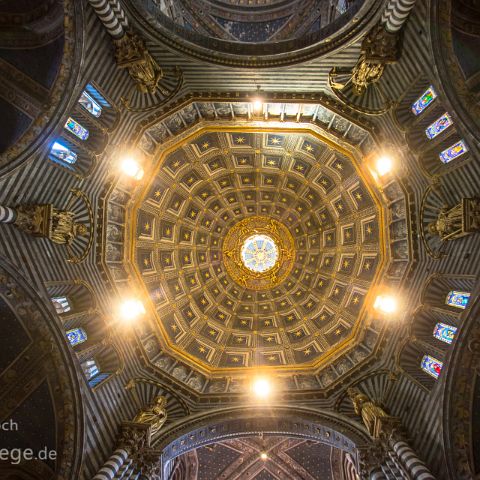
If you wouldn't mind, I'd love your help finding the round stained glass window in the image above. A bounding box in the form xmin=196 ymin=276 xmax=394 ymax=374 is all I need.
xmin=241 ymin=234 xmax=278 ymax=273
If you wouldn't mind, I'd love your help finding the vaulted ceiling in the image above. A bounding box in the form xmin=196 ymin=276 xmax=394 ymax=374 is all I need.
xmin=103 ymin=97 xmax=412 ymax=396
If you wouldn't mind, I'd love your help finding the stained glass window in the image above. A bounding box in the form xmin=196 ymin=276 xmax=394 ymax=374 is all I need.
xmin=64 ymin=117 xmax=89 ymax=141
xmin=425 ymin=112 xmax=453 ymax=139
xmin=439 ymin=140 xmax=468 ymax=164
xmin=421 ymin=354 xmax=443 ymax=379
xmin=81 ymin=359 xmax=99 ymax=380
xmin=51 ymin=296 xmax=71 ymax=314
xmin=412 ymin=86 xmax=437 ymax=115
xmin=88 ymin=373 xmax=110 ymax=388
xmin=50 ymin=141 xmax=77 ymax=165
xmin=446 ymin=290 xmax=471 ymax=309
xmin=78 ymin=91 xmax=102 ymax=117
xmin=66 ymin=328 xmax=88 ymax=347
xmin=433 ymin=322 xmax=457 ymax=344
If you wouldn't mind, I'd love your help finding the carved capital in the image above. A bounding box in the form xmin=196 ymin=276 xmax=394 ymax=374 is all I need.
xmin=362 ymin=24 xmax=400 ymax=63
xmin=357 ymin=443 xmax=386 ymax=479
xmin=117 ymin=421 xmax=151 ymax=454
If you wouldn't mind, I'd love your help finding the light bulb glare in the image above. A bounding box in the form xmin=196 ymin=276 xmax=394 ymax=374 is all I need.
xmin=260 ymin=452 xmax=268 ymax=461
xmin=121 ymin=157 xmax=144 ymax=180
xmin=252 ymin=378 xmax=271 ymax=398
xmin=119 ymin=299 xmax=146 ymax=322
xmin=375 ymin=155 xmax=393 ymax=176
xmin=253 ymin=99 xmax=263 ymax=112
xmin=373 ymin=295 xmax=397 ymax=314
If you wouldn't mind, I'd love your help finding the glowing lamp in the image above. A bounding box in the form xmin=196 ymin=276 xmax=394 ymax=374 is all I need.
xmin=260 ymin=452 xmax=268 ymax=461
xmin=375 ymin=155 xmax=393 ymax=177
xmin=373 ymin=295 xmax=397 ymax=314
xmin=119 ymin=299 xmax=146 ymax=322
xmin=253 ymin=98 xmax=263 ymax=112
xmin=121 ymin=157 xmax=144 ymax=180
xmin=252 ymin=378 xmax=271 ymax=399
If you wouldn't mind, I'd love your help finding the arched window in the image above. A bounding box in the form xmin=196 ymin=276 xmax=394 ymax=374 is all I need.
xmin=51 ymin=296 xmax=71 ymax=314
xmin=64 ymin=117 xmax=89 ymax=140
xmin=81 ymin=358 xmax=99 ymax=380
xmin=439 ymin=140 xmax=469 ymax=164
xmin=66 ymin=327 xmax=88 ymax=347
xmin=78 ymin=91 xmax=102 ymax=118
xmin=49 ymin=141 xmax=77 ymax=165
xmin=421 ymin=354 xmax=443 ymax=379
xmin=433 ymin=322 xmax=457 ymax=344
xmin=411 ymin=86 xmax=437 ymax=115
xmin=425 ymin=112 xmax=453 ymax=139
xmin=445 ymin=290 xmax=471 ymax=309
xmin=81 ymin=358 xmax=111 ymax=388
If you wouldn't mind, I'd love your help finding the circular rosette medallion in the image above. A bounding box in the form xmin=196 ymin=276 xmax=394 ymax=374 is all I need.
xmin=223 ymin=216 xmax=295 ymax=290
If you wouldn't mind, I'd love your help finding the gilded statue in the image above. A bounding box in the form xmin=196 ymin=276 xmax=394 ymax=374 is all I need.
xmin=347 ymin=388 xmax=390 ymax=439
xmin=49 ymin=209 xmax=87 ymax=245
xmin=13 ymin=205 xmax=87 ymax=245
xmin=114 ymin=32 xmax=165 ymax=95
xmin=133 ymin=396 xmax=168 ymax=439
xmin=428 ymin=198 xmax=480 ymax=241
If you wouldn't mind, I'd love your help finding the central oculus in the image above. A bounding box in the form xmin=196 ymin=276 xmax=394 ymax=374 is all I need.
xmin=222 ymin=216 xmax=295 ymax=290
xmin=241 ymin=234 xmax=279 ymax=273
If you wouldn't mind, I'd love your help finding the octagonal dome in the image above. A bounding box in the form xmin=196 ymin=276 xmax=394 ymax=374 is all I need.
xmin=103 ymin=97 xmax=411 ymax=395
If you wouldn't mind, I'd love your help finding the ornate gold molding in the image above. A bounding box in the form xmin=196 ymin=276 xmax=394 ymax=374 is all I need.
xmin=222 ymin=216 xmax=295 ymax=291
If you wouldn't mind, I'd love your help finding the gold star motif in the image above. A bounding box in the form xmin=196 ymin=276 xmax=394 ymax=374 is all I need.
xmin=267 ymin=159 xmax=276 ymax=166
xmin=366 ymin=226 xmax=373 ymax=234
xmin=304 ymin=348 xmax=312 ymax=356
xmin=241 ymin=320 xmax=247 ymax=325
xmin=144 ymin=222 xmax=150 ymax=231
xmin=335 ymin=162 xmax=343 ymax=170
xmin=270 ymin=137 xmax=281 ymax=145
xmin=266 ymin=336 xmax=274 ymax=342
xmin=202 ymin=142 xmax=210 ymax=149
xmin=268 ymin=355 xmax=276 ymax=361
xmin=264 ymin=320 xmax=271 ymax=326
xmin=353 ymin=296 xmax=360 ymax=304
xmin=364 ymin=262 xmax=372 ymax=270
xmin=143 ymin=258 xmax=150 ymax=266
xmin=294 ymin=331 xmax=302 ymax=337
xmin=355 ymin=192 xmax=363 ymax=200
xmin=235 ymin=136 xmax=246 ymax=144
xmin=209 ymin=329 xmax=217 ymax=336
xmin=232 ymin=356 xmax=240 ymax=363
xmin=296 ymin=164 xmax=305 ymax=172
xmin=171 ymin=324 xmax=178 ymax=332
xmin=199 ymin=346 xmax=206 ymax=353
xmin=164 ymin=257 xmax=171 ymax=265
xmin=154 ymin=190 xmax=161 ymax=198
xmin=305 ymin=144 xmax=314 ymax=152
xmin=343 ymin=260 xmax=350 ymax=269
xmin=335 ymin=328 xmax=342 ymax=335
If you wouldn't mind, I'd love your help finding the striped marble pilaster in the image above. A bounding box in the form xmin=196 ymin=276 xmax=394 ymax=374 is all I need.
xmin=391 ymin=439 xmax=436 ymax=479
xmin=87 ymin=0 xmax=128 ymax=39
xmin=93 ymin=448 xmax=129 ymax=480
xmin=0 ymin=206 xmax=16 ymax=223
xmin=381 ymin=0 xmax=417 ymax=33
